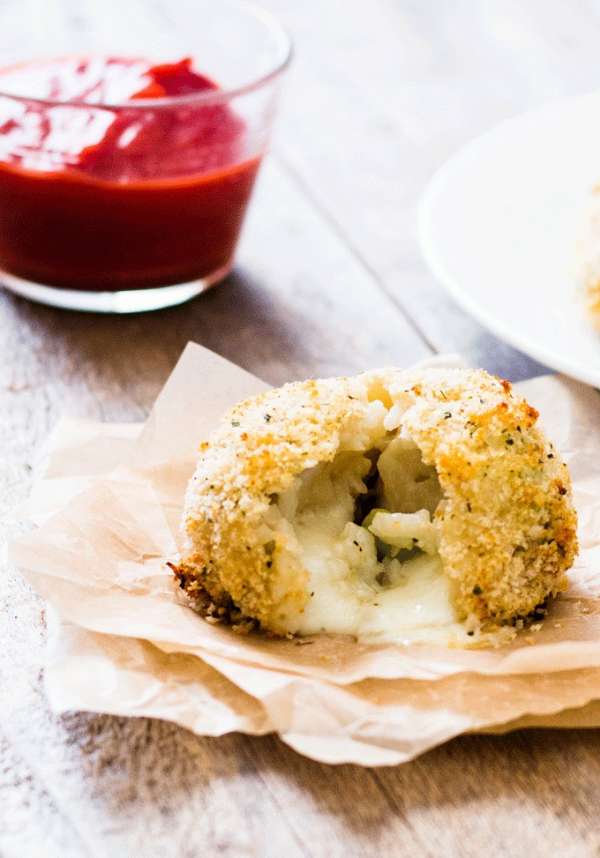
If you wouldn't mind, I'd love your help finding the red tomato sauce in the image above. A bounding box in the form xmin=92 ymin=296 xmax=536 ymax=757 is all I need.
xmin=0 ymin=57 xmax=261 ymax=291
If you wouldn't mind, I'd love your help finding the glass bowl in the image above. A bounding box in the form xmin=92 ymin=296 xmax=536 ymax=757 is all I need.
xmin=0 ymin=0 xmax=291 ymax=312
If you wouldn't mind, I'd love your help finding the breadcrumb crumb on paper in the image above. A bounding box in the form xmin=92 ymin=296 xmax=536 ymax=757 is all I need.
xmin=10 ymin=343 xmax=600 ymax=766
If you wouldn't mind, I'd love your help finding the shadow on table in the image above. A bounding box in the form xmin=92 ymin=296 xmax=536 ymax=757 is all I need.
xmin=55 ymin=707 xmax=600 ymax=850
xmin=243 ymin=728 xmax=600 ymax=840
xmin=2 ymin=268 xmax=314 ymax=389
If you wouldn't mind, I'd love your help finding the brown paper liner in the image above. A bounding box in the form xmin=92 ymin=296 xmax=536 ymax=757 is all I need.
xmin=11 ymin=343 xmax=600 ymax=765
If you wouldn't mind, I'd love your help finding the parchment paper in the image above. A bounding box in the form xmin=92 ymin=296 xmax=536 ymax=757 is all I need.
xmin=11 ymin=343 xmax=600 ymax=765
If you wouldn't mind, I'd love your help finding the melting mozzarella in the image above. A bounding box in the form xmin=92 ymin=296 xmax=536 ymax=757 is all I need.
xmin=276 ymin=444 xmax=472 ymax=645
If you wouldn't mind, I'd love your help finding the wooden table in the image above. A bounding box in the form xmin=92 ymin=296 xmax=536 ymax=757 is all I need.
xmin=3 ymin=2 xmax=600 ymax=855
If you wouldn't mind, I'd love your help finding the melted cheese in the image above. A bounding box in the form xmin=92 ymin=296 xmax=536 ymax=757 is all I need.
xmin=292 ymin=521 xmax=470 ymax=645
xmin=276 ymin=434 xmax=472 ymax=645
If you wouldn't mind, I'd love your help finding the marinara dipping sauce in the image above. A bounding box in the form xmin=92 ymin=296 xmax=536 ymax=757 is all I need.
xmin=0 ymin=54 xmax=280 ymax=307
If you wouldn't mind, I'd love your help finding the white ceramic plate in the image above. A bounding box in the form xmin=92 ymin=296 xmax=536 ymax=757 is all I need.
xmin=419 ymin=92 xmax=600 ymax=387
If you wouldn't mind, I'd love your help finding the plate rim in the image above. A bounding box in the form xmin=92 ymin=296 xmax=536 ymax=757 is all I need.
xmin=418 ymin=91 xmax=600 ymax=388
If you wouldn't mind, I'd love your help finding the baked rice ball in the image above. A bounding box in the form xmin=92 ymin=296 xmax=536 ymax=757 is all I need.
xmin=173 ymin=367 xmax=578 ymax=645
xmin=578 ymin=185 xmax=600 ymax=327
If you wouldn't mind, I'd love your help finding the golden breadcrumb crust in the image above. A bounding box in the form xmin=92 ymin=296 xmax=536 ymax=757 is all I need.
xmin=579 ymin=185 xmax=600 ymax=327
xmin=581 ymin=262 xmax=600 ymax=326
xmin=174 ymin=367 xmax=578 ymax=636
xmin=584 ymin=278 xmax=600 ymax=325
xmin=394 ymin=369 xmax=577 ymax=625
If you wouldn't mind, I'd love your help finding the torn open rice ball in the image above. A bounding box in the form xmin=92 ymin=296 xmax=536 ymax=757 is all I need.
xmin=174 ymin=367 xmax=578 ymax=646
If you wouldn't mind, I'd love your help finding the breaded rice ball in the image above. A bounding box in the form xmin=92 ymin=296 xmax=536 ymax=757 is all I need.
xmin=579 ymin=185 xmax=600 ymax=327
xmin=173 ymin=367 xmax=578 ymax=645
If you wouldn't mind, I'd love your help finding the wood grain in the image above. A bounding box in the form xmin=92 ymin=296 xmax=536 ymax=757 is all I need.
xmin=264 ymin=0 xmax=574 ymax=379
xmin=3 ymin=2 xmax=600 ymax=856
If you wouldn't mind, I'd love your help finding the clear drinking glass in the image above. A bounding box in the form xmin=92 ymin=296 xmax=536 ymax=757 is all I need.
xmin=0 ymin=0 xmax=291 ymax=312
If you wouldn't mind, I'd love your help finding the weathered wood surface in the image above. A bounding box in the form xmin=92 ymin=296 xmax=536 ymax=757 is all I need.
xmin=2 ymin=1 xmax=600 ymax=856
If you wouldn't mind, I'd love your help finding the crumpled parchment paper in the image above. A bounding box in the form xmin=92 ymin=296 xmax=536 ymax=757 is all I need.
xmin=11 ymin=343 xmax=600 ymax=765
